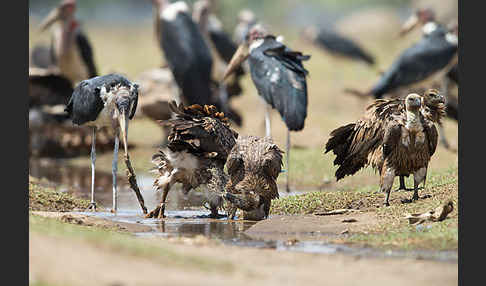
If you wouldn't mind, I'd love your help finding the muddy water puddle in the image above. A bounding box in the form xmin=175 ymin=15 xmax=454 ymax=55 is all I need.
xmin=30 ymin=159 xmax=457 ymax=262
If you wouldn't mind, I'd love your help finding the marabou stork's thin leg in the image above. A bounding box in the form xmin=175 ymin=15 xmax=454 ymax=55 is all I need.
xmin=264 ymin=102 xmax=272 ymax=138
xmin=438 ymin=122 xmax=451 ymax=150
xmin=111 ymin=132 xmax=120 ymax=213
xmin=88 ymin=127 xmax=97 ymax=211
xmin=439 ymin=77 xmax=452 ymax=150
xmin=286 ymin=129 xmax=291 ymax=193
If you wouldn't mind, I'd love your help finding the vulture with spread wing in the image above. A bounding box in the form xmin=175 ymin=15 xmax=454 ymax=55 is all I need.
xmin=325 ymin=91 xmax=444 ymax=206
xmin=224 ymin=136 xmax=284 ymax=221
xmin=146 ymin=102 xmax=238 ymax=219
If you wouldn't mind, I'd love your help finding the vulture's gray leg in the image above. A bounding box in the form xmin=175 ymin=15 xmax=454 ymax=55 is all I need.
xmin=146 ymin=170 xmax=177 ymax=219
xmin=402 ymin=167 xmax=427 ymax=204
xmin=395 ymin=175 xmax=413 ymax=192
xmin=87 ymin=127 xmax=97 ymax=211
xmin=380 ymin=167 xmax=395 ymax=207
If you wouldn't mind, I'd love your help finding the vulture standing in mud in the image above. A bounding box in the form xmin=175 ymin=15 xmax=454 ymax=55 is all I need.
xmin=325 ymin=92 xmax=444 ymax=206
xmin=224 ymin=136 xmax=284 ymax=221
xmin=35 ymin=0 xmax=98 ymax=84
xmin=302 ymin=25 xmax=375 ymax=66
xmin=65 ymin=74 xmax=139 ymax=212
xmin=146 ymin=102 xmax=238 ymax=219
xmin=223 ymin=25 xmax=310 ymax=192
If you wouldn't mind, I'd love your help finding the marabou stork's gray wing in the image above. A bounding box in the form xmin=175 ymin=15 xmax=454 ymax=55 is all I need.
xmin=371 ymin=34 xmax=457 ymax=98
xmin=65 ymin=79 xmax=104 ymax=125
xmin=65 ymin=74 xmax=133 ymax=125
xmin=316 ymin=30 xmax=375 ymax=65
xmin=75 ymin=31 xmax=98 ymax=78
xmin=160 ymin=13 xmax=214 ymax=106
xmin=249 ymin=36 xmax=310 ymax=131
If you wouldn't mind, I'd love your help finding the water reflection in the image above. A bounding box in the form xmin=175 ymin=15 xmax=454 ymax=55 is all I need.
xmin=29 ymin=158 xmax=216 ymax=212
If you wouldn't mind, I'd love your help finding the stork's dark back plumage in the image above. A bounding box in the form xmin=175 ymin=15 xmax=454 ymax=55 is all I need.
xmin=159 ymin=8 xmax=214 ymax=106
xmin=65 ymin=74 xmax=137 ymax=125
xmin=371 ymin=27 xmax=457 ymax=98
xmin=209 ymin=28 xmax=245 ymax=98
xmin=446 ymin=64 xmax=458 ymax=84
xmin=163 ymin=102 xmax=238 ymax=162
xmin=249 ymin=35 xmax=310 ymax=131
xmin=315 ymin=29 xmax=375 ymax=65
xmin=29 ymin=72 xmax=74 ymax=108
xmin=75 ymin=31 xmax=98 ymax=78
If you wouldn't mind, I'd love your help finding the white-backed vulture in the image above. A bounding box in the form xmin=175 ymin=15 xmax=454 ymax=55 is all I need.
xmin=325 ymin=91 xmax=445 ymax=206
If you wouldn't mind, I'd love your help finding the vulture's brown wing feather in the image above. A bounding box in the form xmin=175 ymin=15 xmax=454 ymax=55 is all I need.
xmin=164 ymin=102 xmax=237 ymax=161
xmin=382 ymin=122 xmax=402 ymax=158
xmin=423 ymin=121 xmax=439 ymax=156
xmin=326 ymin=98 xmax=406 ymax=180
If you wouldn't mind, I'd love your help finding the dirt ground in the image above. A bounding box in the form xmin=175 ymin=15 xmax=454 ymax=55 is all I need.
xmin=30 ymin=230 xmax=457 ymax=286
xmin=246 ymin=212 xmax=377 ymax=241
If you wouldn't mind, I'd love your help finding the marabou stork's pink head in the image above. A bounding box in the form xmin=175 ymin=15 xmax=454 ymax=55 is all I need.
xmin=39 ymin=0 xmax=77 ymax=32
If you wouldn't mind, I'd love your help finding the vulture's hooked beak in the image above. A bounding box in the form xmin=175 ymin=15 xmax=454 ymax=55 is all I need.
xmin=399 ymin=14 xmax=419 ymax=37
xmin=39 ymin=7 xmax=61 ymax=32
xmin=222 ymin=44 xmax=250 ymax=82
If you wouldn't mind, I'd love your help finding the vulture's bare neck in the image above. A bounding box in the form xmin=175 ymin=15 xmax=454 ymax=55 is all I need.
xmin=405 ymin=109 xmax=422 ymax=133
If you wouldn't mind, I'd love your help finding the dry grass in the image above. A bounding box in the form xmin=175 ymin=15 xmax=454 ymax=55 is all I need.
xmin=29 ymin=176 xmax=92 ymax=212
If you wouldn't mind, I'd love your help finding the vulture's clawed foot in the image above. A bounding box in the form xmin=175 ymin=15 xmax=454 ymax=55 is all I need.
xmin=209 ymin=212 xmax=227 ymax=219
xmin=394 ymin=187 xmax=422 ymax=193
xmin=86 ymin=202 xmax=97 ymax=212
xmin=401 ymin=192 xmax=432 ymax=204
xmin=145 ymin=204 xmax=166 ymax=219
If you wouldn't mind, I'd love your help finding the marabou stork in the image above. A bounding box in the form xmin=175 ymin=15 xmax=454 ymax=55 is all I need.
xmin=399 ymin=8 xmax=459 ymax=114
xmin=65 ymin=74 xmax=139 ymax=212
xmin=302 ymin=25 xmax=375 ymax=66
xmin=223 ymin=26 xmax=310 ymax=192
xmin=192 ymin=0 xmax=245 ymax=126
xmin=151 ymin=0 xmax=215 ymax=108
xmin=233 ymin=9 xmax=257 ymax=46
xmin=346 ymin=24 xmax=457 ymax=100
xmin=397 ymin=8 xmax=459 ymax=149
xmin=37 ymin=0 xmax=98 ymax=84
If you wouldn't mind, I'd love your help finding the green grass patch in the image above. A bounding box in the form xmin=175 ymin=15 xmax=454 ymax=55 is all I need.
xmin=271 ymin=167 xmax=458 ymax=251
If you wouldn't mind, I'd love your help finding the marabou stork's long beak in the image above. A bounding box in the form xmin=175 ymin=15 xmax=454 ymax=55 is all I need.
xmin=399 ymin=14 xmax=419 ymax=37
xmin=118 ymin=109 xmax=129 ymax=156
xmin=222 ymin=44 xmax=250 ymax=82
xmin=39 ymin=7 xmax=61 ymax=32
